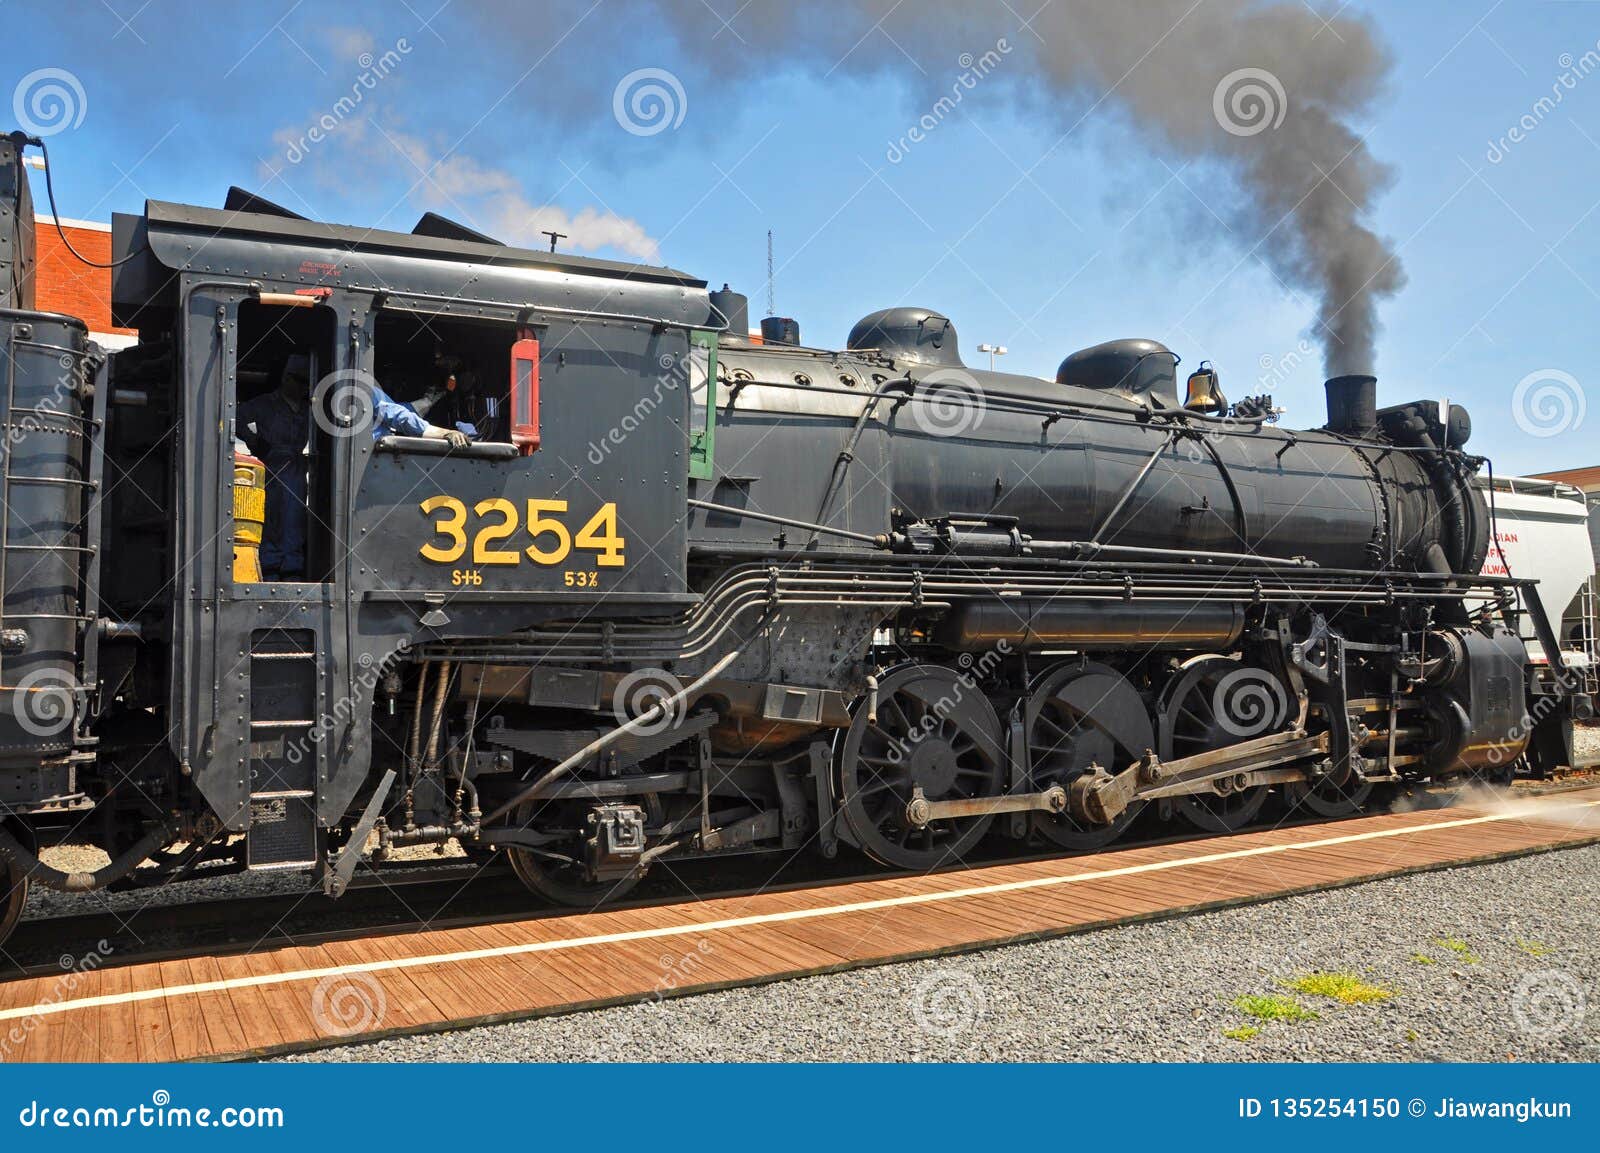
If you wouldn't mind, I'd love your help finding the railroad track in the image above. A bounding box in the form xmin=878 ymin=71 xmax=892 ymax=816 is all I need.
xmin=6 ymin=772 xmax=1591 ymax=981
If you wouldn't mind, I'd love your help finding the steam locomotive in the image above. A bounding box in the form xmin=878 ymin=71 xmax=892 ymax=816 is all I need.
xmin=0 ymin=128 xmax=1584 ymax=945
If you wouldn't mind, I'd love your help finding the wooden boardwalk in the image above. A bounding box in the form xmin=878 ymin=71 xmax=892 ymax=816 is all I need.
xmin=2 ymin=787 xmax=1597 ymax=1062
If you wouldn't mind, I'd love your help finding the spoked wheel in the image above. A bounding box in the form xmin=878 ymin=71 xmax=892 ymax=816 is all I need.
xmin=1026 ymin=660 xmax=1153 ymax=850
xmin=835 ymin=663 xmax=1006 ymax=870
xmin=1 ymin=855 xmax=27 ymax=952
xmin=1158 ymin=656 xmax=1291 ymax=833
xmin=505 ymin=803 xmax=643 ymax=908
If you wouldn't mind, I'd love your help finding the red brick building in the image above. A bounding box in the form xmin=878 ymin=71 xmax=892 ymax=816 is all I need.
xmin=1531 ymin=465 xmax=1600 ymax=495
xmin=33 ymin=214 xmax=137 ymax=348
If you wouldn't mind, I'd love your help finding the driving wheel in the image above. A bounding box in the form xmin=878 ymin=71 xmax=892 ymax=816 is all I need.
xmin=835 ymin=663 xmax=1006 ymax=870
xmin=1026 ymin=660 xmax=1153 ymax=850
xmin=1158 ymin=657 xmax=1290 ymax=832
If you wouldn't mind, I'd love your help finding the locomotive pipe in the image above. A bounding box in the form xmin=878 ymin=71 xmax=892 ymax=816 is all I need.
xmin=1413 ymin=428 xmax=1477 ymax=576
xmin=403 ymin=661 xmax=432 ymax=825
xmin=423 ymin=659 xmax=453 ymax=773
xmin=1024 ymin=539 xmax=1314 ymax=567
xmin=934 ymin=599 xmax=1246 ymax=652
xmin=687 ymin=498 xmax=890 ymax=548
xmin=1090 ymin=431 xmax=1176 ymax=544
xmin=484 ymin=638 xmax=758 ymax=826
xmin=442 ymin=560 xmax=1500 ymax=667
xmin=378 ymin=821 xmax=480 ymax=853
xmin=810 ymin=375 xmax=913 ymax=543
xmin=0 ymin=818 xmax=177 ymax=892
xmin=888 ymin=526 xmax=1314 ymax=567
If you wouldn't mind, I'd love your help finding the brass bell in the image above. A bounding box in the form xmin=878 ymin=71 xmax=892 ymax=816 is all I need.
xmin=1184 ymin=360 xmax=1227 ymax=415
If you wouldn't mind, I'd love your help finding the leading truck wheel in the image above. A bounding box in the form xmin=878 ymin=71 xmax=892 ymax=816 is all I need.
xmin=505 ymin=803 xmax=642 ymax=909
xmin=835 ymin=663 xmax=1007 ymax=871
xmin=508 ymin=848 xmax=642 ymax=908
xmin=1 ymin=856 xmax=26 ymax=951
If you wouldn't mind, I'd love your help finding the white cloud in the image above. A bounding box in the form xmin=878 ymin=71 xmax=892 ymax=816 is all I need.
xmin=325 ymin=26 xmax=377 ymax=63
xmin=384 ymin=129 xmax=661 ymax=260
xmin=264 ymin=116 xmax=662 ymax=262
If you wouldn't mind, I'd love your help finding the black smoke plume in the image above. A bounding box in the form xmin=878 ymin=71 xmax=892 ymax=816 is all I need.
xmin=480 ymin=0 xmax=1405 ymax=373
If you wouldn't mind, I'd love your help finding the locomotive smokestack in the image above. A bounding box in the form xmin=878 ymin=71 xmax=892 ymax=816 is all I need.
xmin=1324 ymin=374 xmax=1378 ymax=438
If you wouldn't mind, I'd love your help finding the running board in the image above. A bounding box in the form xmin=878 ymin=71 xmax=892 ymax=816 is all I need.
xmin=1072 ymin=729 xmax=1330 ymax=826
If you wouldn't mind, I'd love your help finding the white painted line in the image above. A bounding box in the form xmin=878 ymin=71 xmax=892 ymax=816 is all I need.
xmin=3 ymin=797 xmax=1596 ymax=1025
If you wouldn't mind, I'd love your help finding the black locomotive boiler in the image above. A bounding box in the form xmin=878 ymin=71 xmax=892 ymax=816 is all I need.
xmin=0 ymin=130 xmax=1584 ymax=941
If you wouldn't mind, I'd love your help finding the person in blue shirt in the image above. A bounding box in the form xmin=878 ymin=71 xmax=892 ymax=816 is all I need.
xmin=238 ymin=355 xmax=471 ymax=580
xmin=370 ymin=383 xmax=471 ymax=447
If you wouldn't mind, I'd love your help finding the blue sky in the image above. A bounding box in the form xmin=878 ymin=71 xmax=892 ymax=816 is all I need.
xmin=12 ymin=0 xmax=1600 ymax=475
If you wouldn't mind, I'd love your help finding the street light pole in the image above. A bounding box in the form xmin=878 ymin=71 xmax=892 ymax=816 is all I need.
xmin=977 ymin=343 xmax=1008 ymax=371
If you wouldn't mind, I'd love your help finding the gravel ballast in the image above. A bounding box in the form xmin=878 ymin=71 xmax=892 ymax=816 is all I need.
xmin=1573 ymin=724 xmax=1600 ymax=763
xmin=283 ymin=843 xmax=1600 ymax=1063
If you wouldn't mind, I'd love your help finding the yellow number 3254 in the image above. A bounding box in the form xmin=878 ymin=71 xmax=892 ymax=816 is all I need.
xmin=419 ymin=497 xmax=626 ymax=569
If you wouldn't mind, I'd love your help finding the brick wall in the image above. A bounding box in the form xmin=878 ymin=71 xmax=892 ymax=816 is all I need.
xmin=34 ymin=216 xmax=136 ymax=339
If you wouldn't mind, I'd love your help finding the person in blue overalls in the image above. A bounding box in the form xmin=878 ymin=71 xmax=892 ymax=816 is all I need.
xmin=237 ymin=355 xmax=313 ymax=579
xmin=239 ymin=355 xmax=472 ymax=580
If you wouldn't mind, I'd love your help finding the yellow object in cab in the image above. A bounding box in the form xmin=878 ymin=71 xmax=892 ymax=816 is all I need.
xmin=232 ymin=452 xmax=266 ymax=583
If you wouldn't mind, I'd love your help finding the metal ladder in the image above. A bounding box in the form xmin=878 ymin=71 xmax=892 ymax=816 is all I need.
xmin=0 ymin=320 xmax=100 ymax=735
xmin=245 ymin=630 xmax=322 ymax=869
xmin=1576 ymin=575 xmax=1599 ymax=698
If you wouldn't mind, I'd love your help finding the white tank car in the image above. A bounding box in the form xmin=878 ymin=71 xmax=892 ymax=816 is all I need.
xmin=1475 ymin=474 xmax=1596 ymax=673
